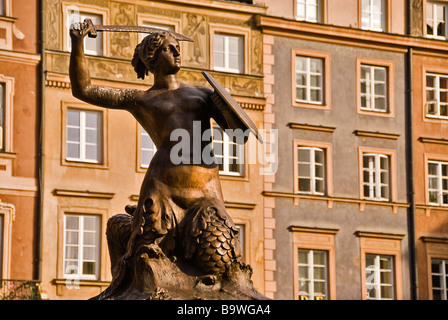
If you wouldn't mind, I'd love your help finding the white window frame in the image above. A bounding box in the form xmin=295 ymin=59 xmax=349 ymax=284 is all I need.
xmin=360 ymin=64 xmax=388 ymax=113
xmin=365 ymin=254 xmax=395 ymax=300
xmin=295 ymin=56 xmax=324 ymax=105
xmin=362 ymin=153 xmax=390 ymax=201
xmin=297 ymin=147 xmax=326 ymax=195
xmin=213 ymin=33 xmax=244 ymax=74
xmin=426 ymin=72 xmax=448 ymax=119
xmin=296 ymin=0 xmax=321 ymax=22
xmin=431 ymin=258 xmax=448 ymax=300
xmin=63 ymin=214 xmax=100 ymax=280
xmin=140 ymin=127 xmax=156 ymax=169
xmin=298 ymin=249 xmax=328 ymax=300
xmin=426 ymin=2 xmax=448 ymax=39
xmin=428 ymin=160 xmax=448 ymax=206
xmin=66 ymin=11 xmax=103 ymax=55
xmin=361 ymin=0 xmax=386 ymax=32
xmin=66 ymin=109 xmax=103 ymax=164
xmin=212 ymin=126 xmax=244 ymax=176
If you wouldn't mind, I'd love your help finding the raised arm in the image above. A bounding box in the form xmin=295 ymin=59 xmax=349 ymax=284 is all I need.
xmin=69 ymin=22 xmax=142 ymax=110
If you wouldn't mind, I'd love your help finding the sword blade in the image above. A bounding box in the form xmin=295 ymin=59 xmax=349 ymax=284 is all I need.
xmin=93 ymin=24 xmax=193 ymax=42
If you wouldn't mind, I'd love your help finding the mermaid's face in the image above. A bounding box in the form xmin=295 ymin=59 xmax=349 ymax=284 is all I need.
xmin=153 ymin=36 xmax=181 ymax=75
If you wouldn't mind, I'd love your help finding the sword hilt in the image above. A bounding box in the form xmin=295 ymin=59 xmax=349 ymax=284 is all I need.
xmin=84 ymin=19 xmax=98 ymax=38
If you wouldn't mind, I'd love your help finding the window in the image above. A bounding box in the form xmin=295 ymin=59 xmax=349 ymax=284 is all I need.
xmin=298 ymin=249 xmax=328 ymax=300
xmin=296 ymin=0 xmax=321 ymax=22
xmin=295 ymin=56 xmax=324 ymax=105
xmin=358 ymin=231 xmax=403 ymax=300
xmin=362 ymin=153 xmax=390 ymax=201
xmin=361 ymin=0 xmax=386 ymax=31
xmin=426 ymin=73 xmax=448 ymax=119
xmin=66 ymin=11 xmax=103 ymax=55
xmin=141 ymin=127 xmax=156 ymax=169
xmin=66 ymin=109 xmax=103 ymax=164
xmin=431 ymin=259 xmax=448 ymax=300
xmin=426 ymin=2 xmax=448 ymax=39
xmin=291 ymin=227 xmax=338 ymax=300
xmin=235 ymin=224 xmax=245 ymax=261
xmin=212 ymin=126 xmax=244 ymax=176
xmin=213 ymin=33 xmax=244 ymax=73
xmin=297 ymin=147 xmax=325 ymax=195
xmin=63 ymin=214 xmax=100 ymax=280
xmin=428 ymin=160 xmax=448 ymax=205
xmin=365 ymin=254 xmax=395 ymax=300
xmin=0 ymin=83 xmax=4 ymax=152
xmin=360 ymin=65 xmax=388 ymax=112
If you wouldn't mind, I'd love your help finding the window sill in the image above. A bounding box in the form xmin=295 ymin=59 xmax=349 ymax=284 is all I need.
xmin=62 ymin=159 xmax=109 ymax=170
xmin=292 ymin=101 xmax=330 ymax=111
xmin=358 ymin=109 xmax=394 ymax=118
xmin=263 ymin=191 xmax=408 ymax=214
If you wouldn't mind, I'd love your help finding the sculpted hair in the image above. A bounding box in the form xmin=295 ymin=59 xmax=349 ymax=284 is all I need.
xmin=132 ymin=31 xmax=172 ymax=80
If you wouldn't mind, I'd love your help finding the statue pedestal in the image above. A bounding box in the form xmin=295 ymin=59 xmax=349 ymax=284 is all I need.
xmin=92 ymin=243 xmax=268 ymax=300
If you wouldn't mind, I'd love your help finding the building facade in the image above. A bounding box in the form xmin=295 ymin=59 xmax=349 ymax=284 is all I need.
xmin=0 ymin=0 xmax=41 ymax=290
xmin=257 ymin=0 xmax=448 ymax=300
xmin=41 ymin=0 xmax=267 ymax=299
xmin=258 ymin=0 xmax=413 ymax=300
xmin=409 ymin=0 xmax=448 ymax=301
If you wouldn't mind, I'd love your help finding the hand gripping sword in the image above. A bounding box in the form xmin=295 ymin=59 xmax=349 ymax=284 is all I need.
xmin=81 ymin=18 xmax=193 ymax=42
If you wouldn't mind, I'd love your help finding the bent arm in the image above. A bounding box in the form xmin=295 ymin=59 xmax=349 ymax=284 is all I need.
xmin=69 ymin=23 xmax=141 ymax=110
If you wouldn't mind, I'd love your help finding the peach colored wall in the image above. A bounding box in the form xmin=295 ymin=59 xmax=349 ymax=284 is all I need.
xmin=412 ymin=52 xmax=448 ymax=300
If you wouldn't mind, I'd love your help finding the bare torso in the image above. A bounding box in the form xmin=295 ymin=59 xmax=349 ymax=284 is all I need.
xmin=129 ymin=82 xmax=224 ymax=204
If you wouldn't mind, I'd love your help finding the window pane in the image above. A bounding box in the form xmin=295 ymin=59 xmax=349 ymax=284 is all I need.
xmin=314 ymin=267 xmax=325 ymax=280
xmin=299 ymin=163 xmax=311 ymax=177
xmin=299 ymin=266 xmax=309 ymax=279
xmin=83 ymin=232 xmax=95 ymax=245
xmin=83 ymin=261 xmax=96 ymax=275
xmin=67 ymin=110 xmax=80 ymax=127
xmin=298 ymin=148 xmax=310 ymax=162
xmin=296 ymin=88 xmax=306 ymax=100
xmin=65 ymin=216 xmax=79 ymax=230
xmin=432 ymin=260 xmax=441 ymax=273
xmin=67 ymin=127 xmax=80 ymax=143
xmin=299 ymin=250 xmax=309 ymax=264
xmin=310 ymin=58 xmax=322 ymax=73
xmin=374 ymin=68 xmax=386 ymax=81
xmin=429 ymin=163 xmax=438 ymax=176
xmin=83 ymin=247 xmax=95 ymax=260
xmin=67 ymin=143 xmax=80 ymax=159
xmin=299 ymin=178 xmax=311 ymax=192
xmin=213 ymin=35 xmax=225 ymax=69
xmin=66 ymin=231 xmax=78 ymax=245
xmin=85 ymin=144 xmax=98 ymax=161
xmin=381 ymin=286 xmax=393 ymax=299
xmin=65 ymin=246 xmax=78 ymax=260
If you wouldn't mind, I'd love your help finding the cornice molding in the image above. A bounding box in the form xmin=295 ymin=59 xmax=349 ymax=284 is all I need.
xmin=257 ymin=15 xmax=448 ymax=55
xmin=0 ymin=49 xmax=41 ymax=66
xmin=288 ymin=122 xmax=336 ymax=133
xmin=354 ymin=130 xmax=400 ymax=140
